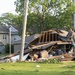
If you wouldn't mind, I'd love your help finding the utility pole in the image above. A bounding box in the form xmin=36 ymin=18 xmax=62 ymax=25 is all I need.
xmin=19 ymin=0 xmax=29 ymax=61
xmin=73 ymin=0 xmax=75 ymax=31
xmin=9 ymin=26 xmax=11 ymax=55
xmin=72 ymin=0 xmax=75 ymax=55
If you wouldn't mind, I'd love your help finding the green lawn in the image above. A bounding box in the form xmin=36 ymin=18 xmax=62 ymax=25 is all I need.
xmin=0 ymin=61 xmax=75 ymax=75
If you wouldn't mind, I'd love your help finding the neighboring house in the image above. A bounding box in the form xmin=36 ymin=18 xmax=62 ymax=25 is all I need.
xmin=0 ymin=25 xmax=21 ymax=53
xmin=0 ymin=42 xmax=5 ymax=54
xmin=10 ymin=26 xmax=21 ymax=43
xmin=13 ymin=34 xmax=40 ymax=53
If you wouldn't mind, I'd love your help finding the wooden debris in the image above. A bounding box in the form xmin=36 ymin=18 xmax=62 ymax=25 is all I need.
xmin=1 ymin=29 xmax=75 ymax=62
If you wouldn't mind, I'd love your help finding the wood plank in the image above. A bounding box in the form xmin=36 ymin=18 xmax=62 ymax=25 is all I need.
xmin=42 ymin=32 xmax=45 ymax=43
xmin=31 ymin=42 xmax=57 ymax=49
xmin=46 ymin=32 xmax=48 ymax=43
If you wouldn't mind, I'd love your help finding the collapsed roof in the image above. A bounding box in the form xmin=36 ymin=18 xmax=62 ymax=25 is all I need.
xmin=28 ymin=29 xmax=72 ymax=50
xmin=2 ymin=29 xmax=74 ymax=61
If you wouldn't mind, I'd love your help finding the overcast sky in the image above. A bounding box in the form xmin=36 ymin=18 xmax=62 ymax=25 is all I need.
xmin=0 ymin=0 xmax=16 ymax=16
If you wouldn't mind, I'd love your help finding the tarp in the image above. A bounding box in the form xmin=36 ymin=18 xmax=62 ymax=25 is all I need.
xmin=58 ymin=30 xmax=68 ymax=37
xmin=58 ymin=31 xmax=72 ymax=41
xmin=10 ymin=53 xmax=29 ymax=61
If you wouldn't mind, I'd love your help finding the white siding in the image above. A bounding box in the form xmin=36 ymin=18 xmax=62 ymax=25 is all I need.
xmin=11 ymin=35 xmax=21 ymax=43
xmin=14 ymin=44 xmax=21 ymax=52
xmin=0 ymin=34 xmax=9 ymax=45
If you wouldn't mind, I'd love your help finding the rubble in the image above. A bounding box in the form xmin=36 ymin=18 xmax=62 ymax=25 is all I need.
xmin=0 ymin=29 xmax=75 ymax=62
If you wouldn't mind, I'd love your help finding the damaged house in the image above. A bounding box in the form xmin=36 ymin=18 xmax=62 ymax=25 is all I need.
xmin=11 ymin=29 xmax=75 ymax=61
xmin=28 ymin=30 xmax=72 ymax=57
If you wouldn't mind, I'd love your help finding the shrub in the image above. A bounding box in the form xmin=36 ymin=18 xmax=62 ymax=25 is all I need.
xmin=37 ymin=58 xmax=60 ymax=64
xmin=5 ymin=44 xmax=14 ymax=53
xmin=48 ymin=59 xmax=60 ymax=64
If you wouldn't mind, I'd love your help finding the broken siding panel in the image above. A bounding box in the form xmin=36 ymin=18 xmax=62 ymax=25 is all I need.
xmin=58 ymin=30 xmax=68 ymax=37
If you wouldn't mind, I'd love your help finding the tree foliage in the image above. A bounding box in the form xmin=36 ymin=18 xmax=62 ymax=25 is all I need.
xmin=0 ymin=13 xmax=16 ymax=25
xmin=0 ymin=13 xmax=23 ymax=35
xmin=0 ymin=0 xmax=75 ymax=35
xmin=14 ymin=0 xmax=75 ymax=34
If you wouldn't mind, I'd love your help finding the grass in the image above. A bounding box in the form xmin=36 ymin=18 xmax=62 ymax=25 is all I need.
xmin=0 ymin=61 xmax=75 ymax=75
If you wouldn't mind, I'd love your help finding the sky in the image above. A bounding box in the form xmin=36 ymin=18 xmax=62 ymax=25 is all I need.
xmin=0 ymin=0 xmax=16 ymax=16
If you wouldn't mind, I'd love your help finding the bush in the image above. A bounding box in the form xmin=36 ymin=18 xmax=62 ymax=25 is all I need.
xmin=5 ymin=44 xmax=14 ymax=53
xmin=48 ymin=59 xmax=60 ymax=64
xmin=37 ymin=58 xmax=60 ymax=64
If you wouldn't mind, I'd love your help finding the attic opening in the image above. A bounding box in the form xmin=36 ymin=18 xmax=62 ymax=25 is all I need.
xmin=39 ymin=31 xmax=58 ymax=43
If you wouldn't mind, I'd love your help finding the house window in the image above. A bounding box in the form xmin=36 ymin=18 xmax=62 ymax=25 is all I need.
xmin=3 ymin=35 xmax=4 ymax=39
xmin=14 ymin=38 xmax=16 ymax=40
xmin=3 ymin=35 xmax=7 ymax=39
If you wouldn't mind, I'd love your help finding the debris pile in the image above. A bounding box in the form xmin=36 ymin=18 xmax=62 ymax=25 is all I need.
xmin=1 ymin=29 xmax=75 ymax=62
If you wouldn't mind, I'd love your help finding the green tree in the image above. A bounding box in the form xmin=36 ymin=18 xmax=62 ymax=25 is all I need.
xmin=0 ymin=13 xmax=23 ymax=35
xmin=14 ymin=0 xmax=75 ymax=34
xmin=0 ymin=13 xmax=16 ymax=25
